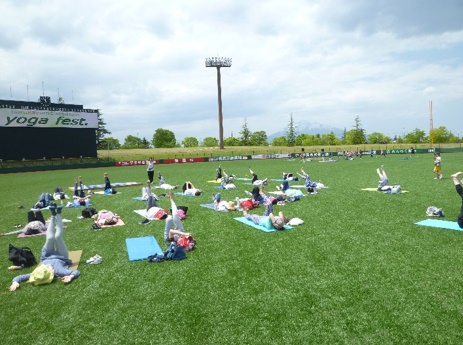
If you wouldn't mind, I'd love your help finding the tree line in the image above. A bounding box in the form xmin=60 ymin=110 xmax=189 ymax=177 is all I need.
xmin=96 ymin=114 xmax=460 ymax=150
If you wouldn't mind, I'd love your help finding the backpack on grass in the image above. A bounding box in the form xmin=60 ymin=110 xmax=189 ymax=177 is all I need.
xmin=82 ymin=207 xmax=97 ymax=218
xmin=8 ymin=244 xmax=37 ymax=267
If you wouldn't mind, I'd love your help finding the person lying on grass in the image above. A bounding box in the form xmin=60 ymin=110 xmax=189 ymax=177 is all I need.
xmin=164 ymin=191 xmax=194 ymax=246
xmin=9 ymin=205 xmax=80 ymax=291
xmin=93 ymin=210 xmax=120 ymax=226
xmin=212 ymin=193 xmax=241 ymax=212
xmin=248 ymin=167 xmax=268 ymax=186
xmin=157 ymin=171 xmax=179 ymax=190
xmin=182 ymin=181 xmax=202 ymax=196
xmin=141 ymin=180 xmax=161 ymax=201
xmin=242 ymin=202 xmax=290 ymax=231
xmin=376 ymin=165 xmax=393 ymax=191
xmin=2 ymin=209 xmax=48 ymax=236
xmin=65 ymin=176 xmax=91 ymax=207
xmin=220 ymin=169 xmax=237 ymax=190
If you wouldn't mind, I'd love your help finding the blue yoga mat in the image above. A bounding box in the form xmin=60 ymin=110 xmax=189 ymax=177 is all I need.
xmin=125 ymin=236 xmax=163 ymax=261
xmin=234 ymin=216 xmax=293 ymax=233
xmin=200 ymin=203 xmax=216 ymax=210
xmin=132 ymin=197 xmax=147 ymax=201
xmin=174 ymin=192 xmax=198 ymax=197
xmin=200 ymin=203 xmax=228 ymax=212
xmin=415 ymin=219 xmax=463 ymax=231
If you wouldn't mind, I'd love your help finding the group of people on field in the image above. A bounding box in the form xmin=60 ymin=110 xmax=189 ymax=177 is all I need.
xmin=8 ymin=150 xmax=463 ymax=292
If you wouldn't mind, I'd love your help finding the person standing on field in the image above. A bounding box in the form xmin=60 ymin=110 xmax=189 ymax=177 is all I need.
xmin=147 ymin=158 xmax=155 ymax=183
xmin=433 ymin=153 xmax=442 ymax=179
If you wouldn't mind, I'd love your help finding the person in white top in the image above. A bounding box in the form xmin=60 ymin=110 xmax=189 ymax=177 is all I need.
xmin=433 ymin=153 xmax=442 ymax=179
xmin=146 ymin=158 xmax=155 ymax=183
xmin=182 ymin=181 xmax=202 ymax=196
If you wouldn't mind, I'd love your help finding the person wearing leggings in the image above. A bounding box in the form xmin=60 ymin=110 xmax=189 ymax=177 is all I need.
xmin=163 ymin=191 xmax=191 ymax=245
xmin=9 ymin=205 xmax=80 ymax=291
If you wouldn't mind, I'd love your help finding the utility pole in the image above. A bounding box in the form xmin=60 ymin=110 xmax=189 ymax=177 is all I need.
xmin=205 ymin=57 xmax=232 ymax=149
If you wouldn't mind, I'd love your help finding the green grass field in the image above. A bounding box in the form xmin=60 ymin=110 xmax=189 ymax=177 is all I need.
xmin=2 ymin=153 xmax=463 ymax=344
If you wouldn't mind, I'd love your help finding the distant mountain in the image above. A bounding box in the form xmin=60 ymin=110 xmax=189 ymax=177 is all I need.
xmin=267 ymin=121 xmax=344 ymax=141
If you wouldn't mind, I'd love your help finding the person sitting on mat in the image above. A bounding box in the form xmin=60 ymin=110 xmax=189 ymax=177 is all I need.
xmin=9 ymin=205 xmax=80 ymax=291
xmin=215 ymin=164 xmax=222 ymax=182
xmin=182 ymin=181 xmax=202 ymax=196
xmin=164 ymin=191 xmax=193 ymax=245
xmin=242 ymin=202 xmax=290 ymax=231
xmin=451 ymin=172 xmax=463 ymax=228
xmin=103 ymin=172 xmax=114 ymax=193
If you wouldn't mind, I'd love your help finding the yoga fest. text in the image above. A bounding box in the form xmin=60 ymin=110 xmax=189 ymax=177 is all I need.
xmin=0 ymin=108 xmax=98 ymax=129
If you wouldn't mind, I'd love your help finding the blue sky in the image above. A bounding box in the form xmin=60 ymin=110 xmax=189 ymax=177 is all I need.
xmin=0 ymin=0 xmax=462 ymax=143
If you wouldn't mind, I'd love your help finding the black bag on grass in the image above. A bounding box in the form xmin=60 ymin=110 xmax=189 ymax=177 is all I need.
xmin=82 ymin=207 xmax=97 ymax=218
xmin=8 ymin=244 xmax=37 ymax=267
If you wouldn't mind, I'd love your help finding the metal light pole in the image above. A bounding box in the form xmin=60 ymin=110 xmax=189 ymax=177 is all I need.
xmin=205 ymin=57 xmax=232 ymax=149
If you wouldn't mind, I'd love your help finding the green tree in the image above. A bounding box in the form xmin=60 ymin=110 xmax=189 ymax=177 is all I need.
xmin=271 ymin=136 xmax=288 ymax=146
xmin=341 ymin=128 xmax=347 ymax=144
xmin=122 ymin=135 xmax=143 ymax=149
xmin=203 ymin=137 xmax=219 ymax=147
xmin=96 ymin=110 xmax=111 ymax=149
xmin=368 ymin=132 xmax=391 ymax=144
xmin=404 ymin=128 xmax=426 ymax=144
xmin=152 ymin=128 xmax=176 ymax=148
xmin=286 ymin=113 xmax=297 ymax=146
xmin=239 ymin=118 xmax=252 ymax=146
xmin=320 ymin=132 xmax=341 ymax=146
xmin=301 ymin=134 xmax=321 ymax=146
xmin=250 ymin=131 xmax=268 ymax=146
xmin=432 ymin=126 xmax=453 ymax=143
xmin=296 ymin=133 xmax=311 ymax=146
xmin=350 ymin=116 xmax=366 ymax=144
xmin=100 ymin=137 xmax=121 ymax=150
xmin=141 ymin=137 xmax=151 ymax=148
xmin=182 ymin=137 xmax=199 ymax=148
xmin=224 ymin=137 xmax=241 ymax=146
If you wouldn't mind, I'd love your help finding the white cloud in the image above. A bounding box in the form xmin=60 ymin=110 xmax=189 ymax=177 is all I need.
xmin=1 ymin=0 xmax=462 ymax=144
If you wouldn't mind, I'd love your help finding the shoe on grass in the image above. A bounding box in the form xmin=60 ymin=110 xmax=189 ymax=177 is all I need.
xmin=88 ymin=256 xmax=103 ymax=265
xmin=86 ymin=254 xmax=102 ymax=264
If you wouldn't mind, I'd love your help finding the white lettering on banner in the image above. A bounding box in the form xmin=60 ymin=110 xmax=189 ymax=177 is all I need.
xmin=0 ymin=108 xmax=98 ymax=129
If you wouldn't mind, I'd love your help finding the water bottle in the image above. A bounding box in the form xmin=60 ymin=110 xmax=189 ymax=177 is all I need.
xmin=8 ymin=265 xmax=24 ymax=271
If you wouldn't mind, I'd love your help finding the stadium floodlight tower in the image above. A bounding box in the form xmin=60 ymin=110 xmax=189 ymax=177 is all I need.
xmin=205 ymin=57 xmax=232 ymax=149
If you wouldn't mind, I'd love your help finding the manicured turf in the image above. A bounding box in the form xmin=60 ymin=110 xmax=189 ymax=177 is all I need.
xmin=2 ymin=153 xmax=463 ymax=344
